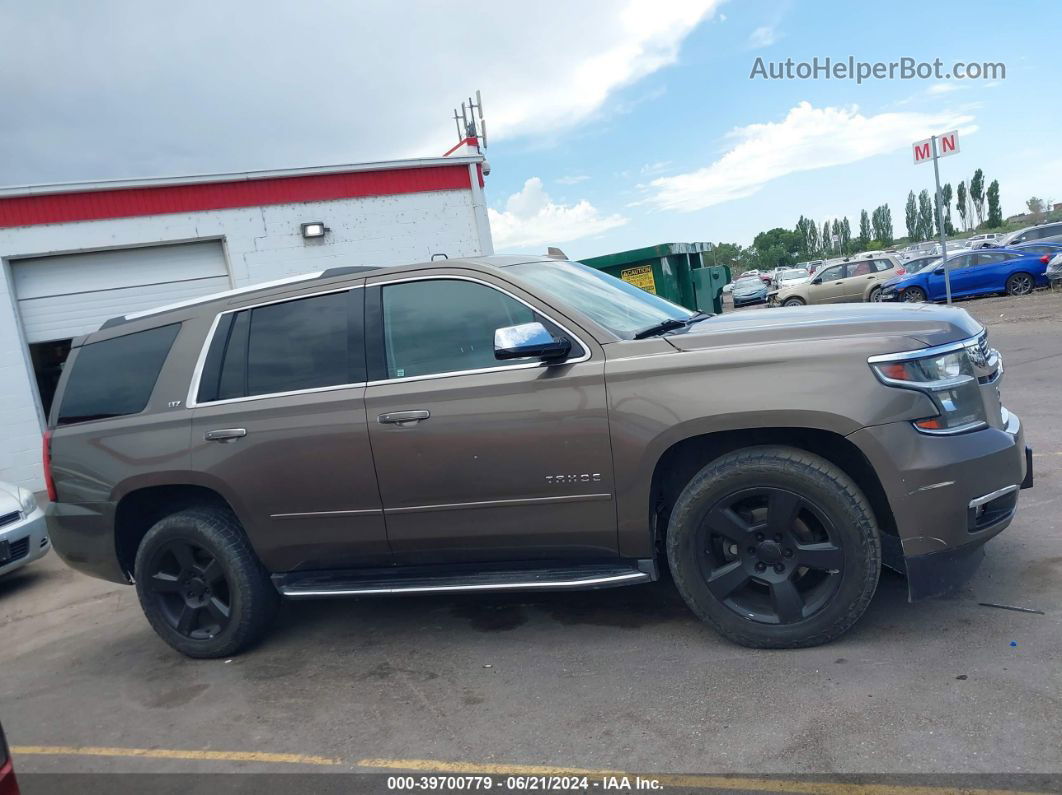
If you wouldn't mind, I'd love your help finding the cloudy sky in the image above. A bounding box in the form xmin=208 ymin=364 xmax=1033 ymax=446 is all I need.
xmin=1 ymin=0 xmax=1058 ymax=256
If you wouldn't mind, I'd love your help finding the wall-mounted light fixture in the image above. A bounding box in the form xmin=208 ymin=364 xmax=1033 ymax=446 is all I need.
xmin=301 ymin=222 xmax=328 ymax=239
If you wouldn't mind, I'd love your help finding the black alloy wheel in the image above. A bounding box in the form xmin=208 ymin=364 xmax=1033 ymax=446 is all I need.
xmin=143 ymin=539 xmax=232 ymax=640
xmin=902 ymin=286 xmax=926 ymax=303
xmin=697 ymin=487 xmax=843 ymax=625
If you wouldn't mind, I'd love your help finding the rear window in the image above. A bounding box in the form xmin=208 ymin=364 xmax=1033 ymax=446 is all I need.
xmin=57 ymin=324 xmax=180 ymax=425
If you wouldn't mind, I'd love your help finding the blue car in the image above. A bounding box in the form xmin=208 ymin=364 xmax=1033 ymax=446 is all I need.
xmin=879 ymin=248 xmax=1050 ymax=302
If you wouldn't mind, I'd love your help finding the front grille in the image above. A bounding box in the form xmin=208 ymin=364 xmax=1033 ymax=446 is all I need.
xmin=4 ymin=536 xmax=30 ymax=562
xmin=977 ymin=331 xmax=990 ymax=361
xmin=0 ymin=510 xmax=20 ymax=529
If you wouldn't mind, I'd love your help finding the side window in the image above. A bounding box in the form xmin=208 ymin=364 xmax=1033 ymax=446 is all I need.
xmin=198 ymin=290 xmax=359 ymax=402
xmin=58 ymin=324 xmax=180 ymax=425
xmin=817 ymin=265 xmax=843 ymax=282
xmin=975 ymin=253 xmax=1008 ymax=265
xmin=873 ymin=259 xmax=895 ymax=272
xmin=849 ymin=261 xmax=873 ymax=277
xmin=380 ymin=279 xmax=566 ymax=379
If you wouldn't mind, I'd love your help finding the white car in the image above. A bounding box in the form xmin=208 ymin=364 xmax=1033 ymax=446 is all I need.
xmin=774 ymin=267 xmax=812 ymax=289
xmin=0 ymin=481 xmax=49 ymax=576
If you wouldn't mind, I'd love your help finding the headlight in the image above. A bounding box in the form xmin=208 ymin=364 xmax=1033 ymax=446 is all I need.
xmin=870 ymin=345 xmax=987 ymax=434
xmin=18 ymin=487 xmax=37 ymax=513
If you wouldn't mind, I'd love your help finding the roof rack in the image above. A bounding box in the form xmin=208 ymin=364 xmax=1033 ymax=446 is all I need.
xmin=99 ymin=265 xmax=380 ymax=330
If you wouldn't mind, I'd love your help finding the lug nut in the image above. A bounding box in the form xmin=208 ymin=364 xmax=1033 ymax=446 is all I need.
xmin=774 ymin=564 xmax=785 ymax=573
xmin=783 ymin=549 xmax=793 ymax=558
xmin=755 ymin=562 xmax=767 ymax=572
xmin=728 ymin=544 xmax=738 ymax=556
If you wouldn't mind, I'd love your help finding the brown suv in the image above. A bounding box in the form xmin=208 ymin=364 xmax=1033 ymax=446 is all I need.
xmin=45 ymin=256 xmax=1033 ymax=657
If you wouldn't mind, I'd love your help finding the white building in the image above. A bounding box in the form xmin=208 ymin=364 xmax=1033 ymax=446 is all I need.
xmin=0 ymin=145 xmax=492 ymax=489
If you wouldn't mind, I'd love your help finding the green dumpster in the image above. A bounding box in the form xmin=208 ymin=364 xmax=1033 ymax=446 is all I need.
xmin=579 ymin=242 xmax=730 ymax=314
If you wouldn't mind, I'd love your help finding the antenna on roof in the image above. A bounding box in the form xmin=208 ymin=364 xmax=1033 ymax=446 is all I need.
xmin=451 ymin=91 xmax=487 ymax=150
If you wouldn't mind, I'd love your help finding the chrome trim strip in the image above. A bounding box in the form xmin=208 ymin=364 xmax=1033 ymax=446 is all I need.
xmin=364 ymin=274 xmax=593 ymax=386
xmin=271 ymin=508 xmax=384 ymax=520
xmin=281 ymin=571 xmax=649 ymax=598
xmin=867 ymin=333 xmax=982 ymax=364
xmin=969 ymin=484 xmax=1019 ymax=510
xmin=125 ymin=271 xmax=327 ymax=321
xmin=186 ymin=285 xmax=364 ymax=408
xmin=385 ymin=493 xmax=612 ymax=515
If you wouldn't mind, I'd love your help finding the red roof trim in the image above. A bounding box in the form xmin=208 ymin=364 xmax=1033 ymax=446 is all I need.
xmin=0 ymin=165 xmax=472 ymax=229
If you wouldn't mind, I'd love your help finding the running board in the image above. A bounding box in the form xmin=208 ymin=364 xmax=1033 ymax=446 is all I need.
xmin=275 ymin=561 xmax=656 ymax=599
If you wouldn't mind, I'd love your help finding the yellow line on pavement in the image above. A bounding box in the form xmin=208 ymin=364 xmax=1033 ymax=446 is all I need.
xmin=12 ymin=745 xmax=341 ymax=766
xmin=355 ymin=758 xmax=1035 ymax=795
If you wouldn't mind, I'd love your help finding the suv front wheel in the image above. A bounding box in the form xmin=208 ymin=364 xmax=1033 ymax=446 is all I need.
xmin=666 ymin=446 xmax=881 ymax=648
xmin=134 ymin=508 xmax=279 ymax=658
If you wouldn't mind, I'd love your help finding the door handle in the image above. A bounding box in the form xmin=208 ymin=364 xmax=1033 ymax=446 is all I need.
xmin=866 ymin=276 xmax=875 ymax=279
xmin=378 ymin=410 xmax=430 ymax=426
xmin=205 ymin=428 xmax=247 ymax=442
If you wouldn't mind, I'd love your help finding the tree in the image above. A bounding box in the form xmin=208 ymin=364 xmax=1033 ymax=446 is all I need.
xmin=872 ymin=204 xmax=894 ymax=246
xmin=917 ymin=189 xmax=934 ymax=241
xmin=941 ymin=183 xmax=955 ymax=235
xmin=956 ymin=181 xmax=968 ymax=231
xmin=830 ymin=219 xmax=841 ymax=254
xmin=840 ymin=217 xmax=853 ymax=254
xmin=987 ymin=180 xmax=1003 ymax=228
xmin=751 ymin=227 xmax=801 ymax=268
xmin=808 ymin=219 xmax=820 ymax=257
xmin=822 ymin=220 xmax=831 ymax=254
xmin=905 ymin=191 xmax=918 ymax=240
xmin=794 ymin=216 xmax=816 ymax=257
xmin=1026 ymin=196 xmax=1046 ymax=221
xmin=970 ymin=169 xmax=985 ymax=226
xmin=858 ymin=209 xmax=871 ymax=248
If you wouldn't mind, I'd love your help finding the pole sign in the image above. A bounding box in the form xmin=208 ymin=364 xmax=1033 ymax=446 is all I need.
xmin=913 ymin=130 xmax=958 ymax=164
xmin=912 ymin=130 xmax=960 ymax=303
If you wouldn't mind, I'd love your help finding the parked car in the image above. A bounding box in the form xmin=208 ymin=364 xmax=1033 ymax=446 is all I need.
xmin=772 ymin=255 xmax=901 ymax=306
xmin=879 ymin=249 xmax=1049 ymax=302
xmin=968 ymin=233 xmax=1003 ymax=248
xmin=731 ymin=275 xmax=769 ymax=306
xmin=737 ymin=269 xmax=760 ymax=279
xmin=1047 ymin=253 xmax=1062 ymax=287
xmin=45 ymin=255 xmax=1031 ymax=657
xmin=799 ymin=259 xmax=825 ymax=274
xmin=0 ymin=721 xmax=18 ymax=795
xmin=0 ymin=479 xmax=49 ymax=577
xmin=895 ymin=255 xmax=937 ymax=276
xmin=990 ymin=222 xmax=1062 ymax=249
xmin=772 ymin=268 xmax=811 ymax=291
xmin=1012 ymin=241 xmax=1062 ymax=258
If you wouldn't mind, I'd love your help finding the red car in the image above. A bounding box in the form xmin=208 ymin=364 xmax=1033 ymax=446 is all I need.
xmin=0 ymin=723 xmax=19 ymax=795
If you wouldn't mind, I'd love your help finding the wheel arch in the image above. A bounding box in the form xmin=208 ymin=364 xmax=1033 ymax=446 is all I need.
xmin=114 ymin=482 xmax=241 ymax=579
xmin=645 ymin=426 xmax=898 ymax=555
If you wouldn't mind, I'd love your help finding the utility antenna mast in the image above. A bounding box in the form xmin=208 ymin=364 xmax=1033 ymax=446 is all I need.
xmin=452 ymin=90 xmax=487 ymax=150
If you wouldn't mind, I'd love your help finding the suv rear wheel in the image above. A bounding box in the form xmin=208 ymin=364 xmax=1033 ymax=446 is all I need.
xmin=666 ymin=446 xmax=880 ymax=648
xmin=134 ymin=508 xmax=279 ymax=658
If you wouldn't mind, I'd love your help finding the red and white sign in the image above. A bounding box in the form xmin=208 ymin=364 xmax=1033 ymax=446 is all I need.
xmin=913 ymin=130 xmax=959 ymax=164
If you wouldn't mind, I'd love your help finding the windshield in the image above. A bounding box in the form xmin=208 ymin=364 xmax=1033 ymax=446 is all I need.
xmin=506 ymin=259 xmax=693 ymax=339
xmin=780 ymin=269 xmax=806 ymax=279
xmin=734 ymin=277 xmax=762 ymax=288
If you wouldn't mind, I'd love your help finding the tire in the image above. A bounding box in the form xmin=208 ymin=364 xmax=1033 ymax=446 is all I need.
xmin=867 ymin=286 xmax=882 ymax=303
xmin=666 ymin=446 xmax=880 ymax=649
xmin=902 ymin=286 xmax=926 ymax=303
xmin=782 ymin=297 xmax=805 ymax=307
xmin=134 ymin=507 xmax=279 ymax=658
xmin=1006 ymin=272 xmax=1034 ymax=296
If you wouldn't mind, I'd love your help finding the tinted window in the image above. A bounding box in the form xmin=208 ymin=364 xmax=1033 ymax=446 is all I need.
xmin=382 ymin=279 xmax=552 ymax=379
xmin=975 ymin=252 xmax=1009 ymax=265
xmin=848 ymin=261 xmax=873 ymax=277
xmin=58 ymin=324 xmax=180 ymax=425
xmin=199 ymin=290 xmax=359 ymax=402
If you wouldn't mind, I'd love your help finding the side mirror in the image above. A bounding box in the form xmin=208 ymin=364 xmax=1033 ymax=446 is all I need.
xmin=934 ymin=267 xmax=945 ymax=275
xmin=811 ymin=277 xmax=822 ymax=285
xmin=495 ymin=322 xmax=571 ymax=362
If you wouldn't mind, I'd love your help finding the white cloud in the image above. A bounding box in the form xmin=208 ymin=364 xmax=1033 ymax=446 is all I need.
xmin=556 ymin=175 xmax=590 ymax=185
xmin=747 ymin=25 xmax=780 ymax=48
xmin=0 ymin=0 xmax=722 ymax=183
xmin=640 ymin=160 xmax=672 ymax=175
xmin=927 ymin=82 xmax=960 ymax=95
xmin=642 ymin=102 xmax=978 ymax=212
xmin=488 ymin=178 xmax=627 ymax=251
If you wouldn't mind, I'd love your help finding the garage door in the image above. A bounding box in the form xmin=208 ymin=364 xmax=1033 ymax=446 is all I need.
xmin=12 ymin=240 xmax=230 ymax=343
